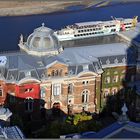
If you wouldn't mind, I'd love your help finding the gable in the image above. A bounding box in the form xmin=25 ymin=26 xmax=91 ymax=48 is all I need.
xmin=46 ymin=60 xmax=67 ymax=69
xmin=46 ymin=61 xmax=68 ymax=77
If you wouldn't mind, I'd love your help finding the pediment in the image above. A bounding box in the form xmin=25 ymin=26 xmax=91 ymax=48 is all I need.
xmin=46 ymin=60 xmax=67 ymax=69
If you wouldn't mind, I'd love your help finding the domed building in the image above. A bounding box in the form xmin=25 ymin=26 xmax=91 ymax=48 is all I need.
xmin=19 ymin=23 xmax=63 ymax=56
xmin=0 ymin=22 xmax=136 ymax=124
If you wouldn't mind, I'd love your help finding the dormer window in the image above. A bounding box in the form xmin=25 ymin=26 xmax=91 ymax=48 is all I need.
xmin=0 ymin=56 xmax=7 ymax=66
xmin=68 ymin=70 xmax=73 ymax=75
xmin=26 ymin=71 xmax=31 ymax=77
xmin=41 ymin=73 xmax=45 ymax=78
xmin=10 ymin=75 xmax=14 ymax=80
xmin=106 ymin=59 xmax=110 ymax=65
xmin=83 ymin=64 xmax=89 ymax=71
xmin=122 ymin=57 xmax=126 ymax=63
xmin=114 ymin=58 xmax=118 ymax=64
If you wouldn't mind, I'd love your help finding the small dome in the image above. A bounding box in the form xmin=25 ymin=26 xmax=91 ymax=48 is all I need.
xmin=19 ymin=23 xmax=63 ymax=56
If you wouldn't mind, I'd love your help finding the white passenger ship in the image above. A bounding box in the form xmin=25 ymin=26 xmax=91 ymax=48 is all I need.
xmin=55 ymin=16 xmax=138 ymax=41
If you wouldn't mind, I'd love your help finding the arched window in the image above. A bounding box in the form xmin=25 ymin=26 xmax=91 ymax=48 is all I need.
xmin=82 ymin=90 xmax=89 ymax=103
xmin=112 ymin=75 xmax=118 ymax=83
xmin=104 ymin=90 xmax=109 ymax=98
xmin=51 ymin=70 xmax=55 ymax=76
xmin=51 ymin=69 xmax=60 ymax=76
xmin=53 ymin=83 xmax=61 ymax=96
xmin=105 ymin=77 xmax=110 ymax=84
xmin=41 ymin=87 xmax=46 ymax=98
xmin=25 ymin=98 xmax=33 ymax=112
xmin=55 ymin=70 xmax=59 ymax=76
xmin=112 ymin=88 xmax=117 ymax=95
xmin=59 ymin=69 xmax=63 ymax=76
xmin=68 ymin=83 xmax=73 ymax=94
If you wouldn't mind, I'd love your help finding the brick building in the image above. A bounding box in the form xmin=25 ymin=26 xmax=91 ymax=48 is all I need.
xmin=0 ymin=24 xmax=136 ymax=120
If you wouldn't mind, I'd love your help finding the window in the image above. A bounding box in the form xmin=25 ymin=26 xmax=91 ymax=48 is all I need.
xmin=106 ymin=71 xmax=110 ymax=75
xmin=112 ymin=88 xmax=117 ymax=95
xmin=114 ymin=58 xmax=118 ymax=64
xmin=25 ymin=98 xmax=33 ymax=112
xmin=122 ymin=58 xmax=126 ymax=63
xmin=114 ymin=71 xmax=118 ymax=74
xmin=122 ymin=70 xmax=126 ymax=74
xmin=104 ymin=90 xmax=109 ymax=98
xmin=105 ymin=77 xmax=110 ymax=84
xmin=120 ymin=75 xmax=125 ymax=81
xmin=0 ymin=89 xmax=3 ymax=97
xmin=25 ymin=88 xmax=33 ymax=93
xmin=68 ymin=84 xmax=73 ymax=94
xmin=53 ymin=83 xmax=61 ymax=96
xmin=51 ymin=69 xmax=62 ymax=76
xmin=82 ymin=81 xmax=89 ymax=85
xmin=54 ymin=70 xmax=58 ymax=76
xmin=59 ymin=69 xmax=63 ymax=76
xmin=106 ymin=59 xmax=110 ymax=64
xmin=82 ymin=90 xmax=89 ymax=103
xmin=83 ymin=64 xmax=89 ymax=71
xmin=111 ymin=29 xmax=116 ymax=32
xmin=26 ymin=71 xmax=31 ymax=77
xmin=41 ymin=87 xmax=46 ymax=98
xmin=131 ymin=75 xmax=135 ymax=82
xmin=112 ymin=75 xmax=118 ymax=83
xmin=82 ymin=105 xmax=88 ymax=112
xmin=52 ymin=70 xmax=55 ymax=76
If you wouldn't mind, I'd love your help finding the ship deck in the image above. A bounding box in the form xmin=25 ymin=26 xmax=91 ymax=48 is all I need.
xmin=61 ymin=22 xmax=140 ymax=48
xmin=117 ymin=22 xmax=140 ymax=46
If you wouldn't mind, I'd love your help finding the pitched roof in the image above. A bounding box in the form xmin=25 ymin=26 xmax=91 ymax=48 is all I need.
xmin=81 ymin=121 xmax=140 ymax=138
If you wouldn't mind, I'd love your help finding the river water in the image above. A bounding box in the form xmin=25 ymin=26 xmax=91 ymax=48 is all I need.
xmin=0 ymin=2 xmax=140 ymax=52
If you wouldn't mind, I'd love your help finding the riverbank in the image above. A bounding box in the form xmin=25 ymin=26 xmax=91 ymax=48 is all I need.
xmin=0 ymin=0 xmax=140 ymax=17
xmin=0 ymin=0 xmax=100 ymax=17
